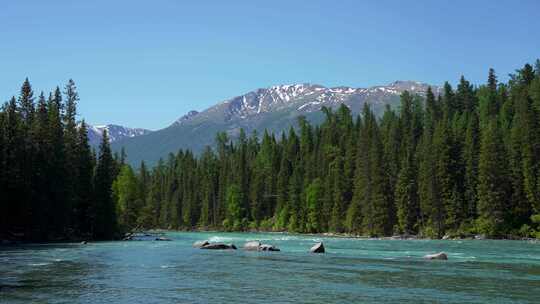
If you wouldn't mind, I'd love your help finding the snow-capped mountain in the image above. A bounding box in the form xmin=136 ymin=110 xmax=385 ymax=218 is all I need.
xmin=113 ymin=81 xmax=438 ymax=165
xmin=87 ymin=124 xmax=152 ymax=146
xmin=175 ymin=81 xmax=438 ymax=125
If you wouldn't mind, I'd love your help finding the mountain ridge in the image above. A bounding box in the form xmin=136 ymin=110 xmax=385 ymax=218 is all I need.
xmin=174 ymin=80 xmax=436 ymax=126
xmin=112 ymin=80 xmax=439 ymax=165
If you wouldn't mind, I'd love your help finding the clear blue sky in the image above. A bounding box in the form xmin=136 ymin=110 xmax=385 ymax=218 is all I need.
xmin=1 ymin=0 xmax=539 ymax=130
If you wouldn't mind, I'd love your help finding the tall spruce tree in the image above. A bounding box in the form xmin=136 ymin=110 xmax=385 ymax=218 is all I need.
xmin=395 ymin=91 xmax=420 ymax=234
xmin=477 ymin=119 xmax=511 ymax=237
xmin=93 ymin=130 xmax=117 ymax=239
xmin=463 ymin=111 xmax=480 ymax=220
xmin=75 ymin=121 xmax=95 ymax=236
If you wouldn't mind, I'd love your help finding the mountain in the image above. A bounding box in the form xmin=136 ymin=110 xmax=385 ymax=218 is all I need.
xmin=112 ymin=81 xmax=438 ymax=165
xmin=172 ymin=110 xmax=200 ymax=126
xmin=87 ymin=124 xmax=152 ymax=147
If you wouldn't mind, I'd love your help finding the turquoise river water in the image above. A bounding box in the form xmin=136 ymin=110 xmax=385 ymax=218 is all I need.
xmin=1 ymin=232 xmax=539 ymax=303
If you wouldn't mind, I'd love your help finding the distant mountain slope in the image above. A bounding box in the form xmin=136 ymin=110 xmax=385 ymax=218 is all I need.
xmin=112 ymin=81 xmax=438 ymax=165
xmin=87 ymin=124 xmax=152 ymax=147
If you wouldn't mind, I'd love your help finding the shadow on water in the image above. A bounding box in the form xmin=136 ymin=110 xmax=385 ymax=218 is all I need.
xmin=0 ymin=243 xmax=108 ymax=303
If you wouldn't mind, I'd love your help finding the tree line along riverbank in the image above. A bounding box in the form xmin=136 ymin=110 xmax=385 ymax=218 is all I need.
xmin=2 ymin=61 xmax=540 ymax=243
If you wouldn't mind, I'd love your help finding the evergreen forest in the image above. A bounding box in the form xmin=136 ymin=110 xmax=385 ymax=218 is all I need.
xmin=2 ymin=61 xmax=540 ymax=241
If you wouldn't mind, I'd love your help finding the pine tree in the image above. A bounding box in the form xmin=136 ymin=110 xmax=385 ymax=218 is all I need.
xmin=482 ymin=68 xmax=500 ymax=122
xmin=215 ymin=132 xmax=231 ymax=224
xmin=234 ymin=129 xmax=250 ymax=223
xmin=287 ymin=167 xmax=303 ymax=232
xmin=442 ymin=82 xmax=456 ymax=118
xmin=28 ymin=92 xmax=50 ymax=237
xmin=395 ymin=151 xmax=419 ymax=234
xmin=18 ymin=78 xmax=35 ymax=124
xmin=305 ymin=178 xmax=323 ymax=233
xmin=432 ymin=120 xmax=453 ymax=236
xmin=456 ymin=76 xmax=477 ymax=114
xmin=74 ymin=121 xmax=95 ymax=236
xmin=463 ymin=111 xmax=480 ymax=220
xmin=509 ymin=89 xmax=538 ymax=226
xmin=199 ymin=147 xmax=218 ymax=228
xmin=417 ymin=87 xmax=437 ymax=228
xmin=363 ymin=116 xmax=392 ymax=236
xmin=274 ymin=155 xmax=291 ymax=230
xmin=0 ymin=105 xmax=6 ymax=233
xmin=63 ymin=79 xmax=80 ymax=231
xmin=48 ymin=89 xmax=68 ymax=237
xmin=2 ymin=97 xmax=24 ymax=233
xmin=394 ymin=91 xmax=420 ymax=234
xmin=224 ymin=184 xmax=242 ymax=230
xmin=380 ymin=106 xmax=400 ymax=226
xmin=328 ymin=151 xmax=345 ymax=233
xmin=93 ymin=130 xmax=117 ymax=239
xmin=18 ymin=79 xmax=36 ymax=235
xmin=477 ymin=119 xmax=511 ymax=237
xmin=113 ymin=164 xmax=140 ymax=231
xmin=488 ymin=68 xmax=497 ymax=92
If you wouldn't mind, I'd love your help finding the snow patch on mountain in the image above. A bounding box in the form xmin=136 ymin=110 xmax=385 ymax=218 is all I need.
xmin=86 ymin=124 xmax=152 ymax=146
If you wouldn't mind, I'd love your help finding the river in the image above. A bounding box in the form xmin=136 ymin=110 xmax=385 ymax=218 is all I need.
xmin=1 ymin=232 xmax=539 ymax=303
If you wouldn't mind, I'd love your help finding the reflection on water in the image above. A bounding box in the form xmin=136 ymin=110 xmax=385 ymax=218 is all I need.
xmin=1 ymin=232 xmax=539 ymax=304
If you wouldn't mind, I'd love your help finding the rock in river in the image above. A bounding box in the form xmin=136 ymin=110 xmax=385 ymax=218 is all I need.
xmin=243 ymin=241 xmax=262 ymax=251
xmin=310 ymin=242 xmax=325 ymax=253
xmin=424 ymin=252 xmax=448 ymax=260
xmin=200 ymin=243 xmax=237 ymax=250
xmin=155 ymin=237 xmax=172 ymax=241
xmin=193 ymin=240 xmax=210 ymax=248
xmin=259 ymin=244 xmax=280 ymax=251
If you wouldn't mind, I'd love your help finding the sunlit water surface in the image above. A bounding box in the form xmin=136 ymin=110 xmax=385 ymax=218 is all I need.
xmin=1 ymin=232 xmax=539 ymax=303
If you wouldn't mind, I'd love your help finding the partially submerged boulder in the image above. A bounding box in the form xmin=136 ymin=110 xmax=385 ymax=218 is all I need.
xmin=243 ymin=241 xmax=262 ymax=251
xmin=310 ymin=242 xmax=325 ymax=253
xmin=424 ymin=252 xmax=448 ymax=260
xmin=259 ymin=244 xmax=280 ymax=251
xmin=155 ymin=237 xmax=172 ymax=241
xmin=243 ymin=241 xmax=280 ymax=251
xmin=193 ymin=240 xmax=210 ymax=248
xmin=200 ymin=243 xmax=237 ymax=250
